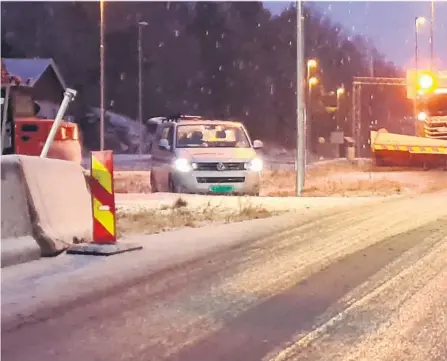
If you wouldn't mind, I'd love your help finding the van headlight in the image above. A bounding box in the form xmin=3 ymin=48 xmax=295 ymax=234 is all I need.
xmin=173 ymin=158 xmax=193 ymax=172
xmin=245 ymin=157 xmax=263 ymax=172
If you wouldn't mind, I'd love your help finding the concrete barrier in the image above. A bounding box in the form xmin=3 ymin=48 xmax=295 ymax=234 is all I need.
xmin=20 ymin=156 xmax=93 ymax=255
xmin=1 ymin=155 xmax=93 ymax=264
xmin=1 ymin=156 xmax=41 ymax=267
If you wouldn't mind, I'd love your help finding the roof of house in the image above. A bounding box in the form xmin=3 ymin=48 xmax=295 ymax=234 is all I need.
xmin=1 ymin=58 xmax=67 ymax=89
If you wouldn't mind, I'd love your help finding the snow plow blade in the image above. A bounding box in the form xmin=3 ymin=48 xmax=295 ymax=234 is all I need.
xmin=371 ymin=129 xmax=447 ymax=168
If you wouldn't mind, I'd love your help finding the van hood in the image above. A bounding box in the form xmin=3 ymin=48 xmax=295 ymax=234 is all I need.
xmin=176 ymin=147 xmax=257 ymax=162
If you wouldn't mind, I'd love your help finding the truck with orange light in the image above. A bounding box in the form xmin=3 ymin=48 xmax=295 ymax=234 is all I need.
xmin=412 ymin=71 xmax=447 ymax=140
xmin=370 ymin=69 xmax=447 ymax=168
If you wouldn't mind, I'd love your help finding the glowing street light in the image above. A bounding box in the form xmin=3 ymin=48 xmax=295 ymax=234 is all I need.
xmin=416 ymin=16 xmax=426 ymax=26
xmin=307 ymin=59 xmax=317 ymax=69
xmin=308 ymin=76 xmax=319 ymax=87
xmin=306 ymin=59 xmax=318 ymax=87
xmin=336 ymin=86 xmax=345 ymax=129
xmin=306 ymin=75 xmax=318 ymax=167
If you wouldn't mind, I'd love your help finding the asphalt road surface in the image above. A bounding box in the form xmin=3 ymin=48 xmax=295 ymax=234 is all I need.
xmin=2 ymin=191 xmax=447 ymax=361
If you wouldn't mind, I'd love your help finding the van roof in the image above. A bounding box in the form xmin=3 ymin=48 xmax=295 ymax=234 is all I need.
xmin=146 ymin=115 xmax=244 ymax=127
xmin=175 ymin=119 xmax=244 ymax=127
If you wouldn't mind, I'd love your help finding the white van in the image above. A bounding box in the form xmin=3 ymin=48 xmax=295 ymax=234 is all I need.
xmin=148 ymin=115 xmax=263 ymax=195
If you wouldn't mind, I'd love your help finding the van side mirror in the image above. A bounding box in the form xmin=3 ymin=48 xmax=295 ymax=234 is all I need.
xmin=253 ymin=140 xmax=263 ymax=149
xmin=159 ymin=138 xmax=170 ymax=151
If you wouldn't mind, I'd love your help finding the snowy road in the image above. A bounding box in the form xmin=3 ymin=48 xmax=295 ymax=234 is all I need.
xmin=2 ymin=190 xmax=447 ymax=361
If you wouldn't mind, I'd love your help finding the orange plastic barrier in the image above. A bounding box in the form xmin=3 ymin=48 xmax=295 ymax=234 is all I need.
xmin=14 ymin=118 xmax=80 ymax=157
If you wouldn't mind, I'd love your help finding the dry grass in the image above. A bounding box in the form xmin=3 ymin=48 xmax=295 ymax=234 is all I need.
xmin=265 ymin=177 xmax=403 ymax=197
xmin=261 ymin=160 xmax=435 ymax=197
xmin=114 ymin=171 xmax=151 ymax=193
xmin=262 ymin=167 xmax=404 ymax=197
xmin=95 ymin=159 xmax=444 ymax=197
xmin=116 ymin=197 xmax=276 ymax=237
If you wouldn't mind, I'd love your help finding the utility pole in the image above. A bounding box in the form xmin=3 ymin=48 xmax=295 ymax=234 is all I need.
xmin=296 ymin=0 xmax=305 ymax=196
xmin=137 ymin=20 xmax=148 ymax=155
xmin=99 ymin=0 xmax=105 ymax=151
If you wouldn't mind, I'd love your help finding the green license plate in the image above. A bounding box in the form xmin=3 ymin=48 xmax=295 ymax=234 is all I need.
xmin=210 ymin=185 xmax=234 ymax=193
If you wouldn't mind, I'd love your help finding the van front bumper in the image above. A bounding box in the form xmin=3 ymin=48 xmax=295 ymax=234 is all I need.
xmin=171 ymin=170 xmax=261 ymax=195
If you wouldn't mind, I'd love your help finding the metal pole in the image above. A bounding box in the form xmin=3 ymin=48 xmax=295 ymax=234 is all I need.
xmin=336 ymin=93 xmax=340 ymax=130
xmin=305 ymin=65 xmax=309 ymax=167
xmin=40 ymin=89 xmax=77 ymax=158
xmin=296 ymin=0 xmax=305 ymax=196
xmin=415 ymin=18 xmax=419 ymax=77
xmin=1 ymin=85 xmax=11 ymax=153
xmin=138 ymin=23 xmax=143 ymax=155
xmin=430 ymin=1 xmax=435 ymax=70
xmin=100 ymin=0 xmax=105 ymax=151
xmin=414 ymin=18 xmax=419 ymax=135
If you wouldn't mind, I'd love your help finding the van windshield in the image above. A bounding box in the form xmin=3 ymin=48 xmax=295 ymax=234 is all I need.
xmin=176 ymin=124 xmax=251 ymax=148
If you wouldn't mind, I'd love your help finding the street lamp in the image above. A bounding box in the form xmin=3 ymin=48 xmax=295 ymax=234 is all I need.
xmin=306 ymin=75 xmax=318 ymax=164
xmin=430 ymin=1 xmax=435 ymax=70
xmin=296 ymin=0 xmax=305 ymax=196
xmin=306 ymin=60 xmax=317 ymax=167
xmin=336 ymin=86 xmax=345 ymax=130
xmin=138 ymin=20 xmax=148 ymax=156
xmin=415 ymin=16 xmax=426 ymax=78
xmin=308 ymin=76 xmax=318 ymax=87
xmin=306 ymin=59 xmax=318 ymax=92
xmin=307 ymin=59 xmax=317 ymax=71
xmin=99 ymin=0 xmax=105 ymax=151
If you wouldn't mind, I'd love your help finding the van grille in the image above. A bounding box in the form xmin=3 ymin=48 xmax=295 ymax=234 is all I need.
xmin=196 ymin=177 xmax=245 ymax=183
xmin=194 ymin=162 xmax=245 ymax=171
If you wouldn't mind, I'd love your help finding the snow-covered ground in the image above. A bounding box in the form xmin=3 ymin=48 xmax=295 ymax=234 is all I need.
xmin=115 ymin=192 xmax=385 ymax=214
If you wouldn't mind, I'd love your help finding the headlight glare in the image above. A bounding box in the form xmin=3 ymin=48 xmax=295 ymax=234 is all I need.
xmin=173 ymin=158 xmax=192 ymax=172
xmin=417 ymin=112 xmax=427 ymax=121
xmin=245 ymin=157 xmax=263 ymax=172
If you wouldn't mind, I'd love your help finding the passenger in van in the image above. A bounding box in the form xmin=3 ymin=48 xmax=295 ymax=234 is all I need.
xmin=177 ymin=132 xmax=189 ymax=146
xmin=190 ymin=130 xmax=204 ymax=145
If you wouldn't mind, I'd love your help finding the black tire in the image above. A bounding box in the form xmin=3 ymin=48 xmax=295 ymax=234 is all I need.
xmin=168 ymin=177 xmax=177 ymax=193
xmin=150 ymin=172 xmax=158 ymax=193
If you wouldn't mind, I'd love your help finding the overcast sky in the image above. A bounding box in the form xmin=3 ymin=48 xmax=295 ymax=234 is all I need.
xmin=264 ymin=1 xmax=446 ymax=69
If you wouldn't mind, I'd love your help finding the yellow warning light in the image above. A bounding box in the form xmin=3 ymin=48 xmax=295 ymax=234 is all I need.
xmin=417 ymin=72 xmax=437 ymax=92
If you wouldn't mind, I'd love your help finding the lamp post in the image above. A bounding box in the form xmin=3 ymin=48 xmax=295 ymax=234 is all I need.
xmin=430 ymin=1 xmax=435 ymax=70
xmin=138 ymin=21 xmax=148 ymax=156
xmin=99 ymin=0 xmax=105 ymax=151
xmin=415 ymin=16 xmax=426 ymax=78
xmin=336 ymin=86 xmax=345 ymax=130
xmin=307 ymin=75 xmax=318 ymax=146
xmin=306 ymin=59 xmax=317 ymax=86
xmin=305 ymin=59 xmax=317 ymax=166
xmin=296 ymin=0 xmax=305 ymax=196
